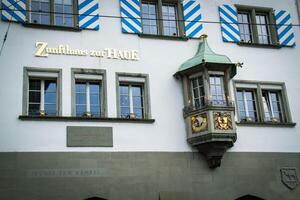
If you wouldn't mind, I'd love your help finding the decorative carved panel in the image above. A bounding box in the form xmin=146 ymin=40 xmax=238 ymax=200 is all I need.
xmin=191 ymin=113 xmax=208 ymax=133
xmin=214 ymin=112 xmax=233 ymax=130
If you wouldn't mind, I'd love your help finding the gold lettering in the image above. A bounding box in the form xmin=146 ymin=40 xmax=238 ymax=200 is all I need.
xmin=35 ymin=42 xmax=48 ymax=57
xmin=131 ymin=50 xmax=139 ymax=60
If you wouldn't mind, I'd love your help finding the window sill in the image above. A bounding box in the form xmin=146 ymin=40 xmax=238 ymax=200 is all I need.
xmin=236 ymin=121 xmax=296 ymax=127
xmin=238 ymin=42 xmax=281 ymax=49
xmin=138 ymin=33 xmax=188 ymax=41
xmin=23 ymin=22 xmax=81 ymax=32
xmin=19 ymin=115 xmax=155 ymax=123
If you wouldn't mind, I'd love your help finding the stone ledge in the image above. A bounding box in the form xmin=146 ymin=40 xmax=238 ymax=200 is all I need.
xmin=236 ymin=121 xmax=296 ymax=127
xmin=19 ymin=115 xmax=155 ymax=123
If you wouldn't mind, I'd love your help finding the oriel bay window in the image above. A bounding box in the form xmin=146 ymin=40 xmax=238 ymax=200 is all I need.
xmin=29 ymin=0 xmax=75 ymax=27
xmin=23 ymin=67 xmax=62 ymax=116
xmin=116 ymin=73 xmax=151 ymax=119
xmin=71 ymin=69 xmax=107 ymax=118
xmin=234 ymin=81 xmax=294 ymax=124
xmin=141 ymin=0 xmax=182 ymax=36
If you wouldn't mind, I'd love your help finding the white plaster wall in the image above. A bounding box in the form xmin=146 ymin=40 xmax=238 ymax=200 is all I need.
xmin=0 ymin=0 xmax=299 ymax=152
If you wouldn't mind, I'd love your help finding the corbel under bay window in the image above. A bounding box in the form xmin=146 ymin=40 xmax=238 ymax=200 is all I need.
xmin=116 ymin=73 xmax=151 ymax=119
xmin=23 ymin=68 xmax=62 ymax=116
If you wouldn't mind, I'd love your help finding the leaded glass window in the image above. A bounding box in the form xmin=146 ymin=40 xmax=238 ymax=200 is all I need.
xmin=54 ymin=0 xmax=74 ymax=27
xmin=30 ymin=0 xmax=50 ymax=25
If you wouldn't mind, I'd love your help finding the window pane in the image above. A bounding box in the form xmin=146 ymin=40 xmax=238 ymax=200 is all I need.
xmin=29 ymin=79 xmax=41 ymax=90
xmin=76 ymin=93 xmax=86 ymax=104
xmin=121 ymin=107 xmax=130 ymax=118
xmin=45 ymin=104 xmax=56 ymax=115
xmin=55 ymin=16 xmax=63 ymax=26
xmin=90 ymin=94 xmax=100 ymax=105
xmin=120 ymin=95 xmax=129 ymax=106
xmin=133 ymin=108 xmax=143 ymax=119
xmin=76 ymin=82 xmax=86 ymax=93
xmin=45 ymin=81 xmax=56 ymax=92
xmin=76 ymin=105 xmax=86 ymax=116
xmin=90 ymin=105 xmax=100 ymax=117
xmin=133 ymin=96 xmax=143 ymax=108
xmin=29 ymin=104 xmax=40 ymax=115
xmin=119 ymin=85 xmax=129 ymax=95
xmin=44 ymin=93 xmax=56 ymax=104
xmin=90 ymin=83 xmax=100 ymax=93
xmin=132 ymin=86 xmax=142 ymax=96
xmin=29 ymin=91 xmax=41 ymax=103
xmin=162 ymin=4 xmax=178 ymax=36
xmin=142 ymin=2 xmax=158 ymax=35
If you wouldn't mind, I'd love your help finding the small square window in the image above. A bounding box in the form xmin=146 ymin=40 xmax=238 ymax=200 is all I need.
xmin=23 ymin=67 xmax=62 ymax=116
xmin=116 ymin=73 xmax=151 ymax=119
xmin=71 ymin=69 xmax=107 ymax=118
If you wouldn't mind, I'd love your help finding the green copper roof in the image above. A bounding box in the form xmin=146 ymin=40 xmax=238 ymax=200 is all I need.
xmin=178 ymin=35 xmax=233 ymax=72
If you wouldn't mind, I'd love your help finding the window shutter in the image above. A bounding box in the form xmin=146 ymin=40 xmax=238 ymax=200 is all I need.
xmin=120 ymin=0 xmax=142 ymax=34
xmin=1 ymin=0 xmax=26 ymax=23
xmin=78 ymin=0 xmax=100 ymax=30
xmin=275 ymin=10 xmax=296 ymax=47
xmin=219 ymin=4 xmax=240 ymax=43
xmin=182 ymin=0 xmax=203 ymax=38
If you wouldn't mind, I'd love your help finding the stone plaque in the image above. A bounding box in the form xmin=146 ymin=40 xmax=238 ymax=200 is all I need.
xmin=67 ymin=126 xmax=113 ymax=147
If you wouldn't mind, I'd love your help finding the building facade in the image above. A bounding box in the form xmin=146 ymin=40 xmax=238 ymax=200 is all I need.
xmin=0 ymin=0 xmax=300 ymax=199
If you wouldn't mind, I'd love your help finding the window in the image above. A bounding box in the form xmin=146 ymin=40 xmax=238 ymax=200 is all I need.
xmin=75 ymin=81 xmax=101 ymax=117
xmin=209 ymin=75 xmax=226 ymax=105
xmin=116 ymin=73 xmax=151 ymax=119
xmin=237 ymin=6 xmax=277 ymax=45
xmin=234 ymin=81 xmax=293 ymax=124
xmin=71 ymin=69 xmax=107 ymax=118
xmin=236 ymin=89 xmax=258 ymax=122
xmin=141 ymin=0 xmax=182 ymax=36
xmin=191 ymin=75 xmax=205 ymax=109
xmin=29 ymin=0 xmax=75 ymax=27
xmin=23 ymin=67 xmax=62 ymax=116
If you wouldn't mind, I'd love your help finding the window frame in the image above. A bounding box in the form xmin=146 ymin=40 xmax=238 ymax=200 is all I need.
xmin=26 ymin=0 xmax=78 ymax=28
xmin=71 ymin=68 xmax=107 ymax=118
xmin=140 ymin=0 xmax=185 ymax=37
xmin=116 ymin=73 xmax=151 ymax=119
xmin=235 ymin=5 xmax=278 ymax=45
xmin=233 ymin=80 xmax=293 ymax=125
xmin=23 ymin=67 xmax=62 ymax=116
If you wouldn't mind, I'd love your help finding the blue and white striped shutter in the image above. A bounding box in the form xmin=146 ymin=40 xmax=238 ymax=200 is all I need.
xmin=1 ymin=0 xmax=26 ymax=23
xmin=182 ymin=0 xmax=203 ymax=38
xmin=275 ymin=10 xmax=295 ymax=47
xmin=78 ymin=0 xmax=100 ymax=30
xmin=120 ymin=0 xmax=142 ymax=34
xmin=219 ymin=4 xmax=240 ymax=43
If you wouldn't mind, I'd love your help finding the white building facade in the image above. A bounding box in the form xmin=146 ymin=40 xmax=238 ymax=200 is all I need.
xmin=0 ymin=0 xmax=299 ymax=199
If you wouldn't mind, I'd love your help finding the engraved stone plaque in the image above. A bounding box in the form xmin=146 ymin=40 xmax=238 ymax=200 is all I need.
xmin=67 ymin=126 xmax=113 ymax=147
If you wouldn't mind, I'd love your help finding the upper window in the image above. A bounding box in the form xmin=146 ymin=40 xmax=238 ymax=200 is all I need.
xmin=209 ymin=75 xmax=226 ymax=106
xmin=141 ymin=0 xmax=182 ymax=36
xmin=23 ymin=67 xmax=62 ymax=116
xmin=29 ymin=0 xmax=75 ymax=27
xmin=234 ymin=81 xmax=293 ymax=124
xmin=116 ymin=73 xmax=151 ymax=119
xmin=71 ymin=69 xmax=107 ymax=118
xmin=237 ymin=6 xmax=277 ymax=45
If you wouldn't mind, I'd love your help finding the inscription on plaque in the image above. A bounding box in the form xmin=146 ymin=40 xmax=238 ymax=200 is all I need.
xmin=67 ymin=126 xmax=113 ymax=147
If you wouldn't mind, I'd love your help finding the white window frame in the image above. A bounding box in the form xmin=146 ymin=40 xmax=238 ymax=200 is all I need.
xmin=23 ymin=67 xmax=62 ymax=116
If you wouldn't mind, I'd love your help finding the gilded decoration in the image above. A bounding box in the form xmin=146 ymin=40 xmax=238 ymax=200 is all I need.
xmin=191 ymin=114 xmax=208 ymax=133
xmin=214 ymin=112 xmax=233 ymax=130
